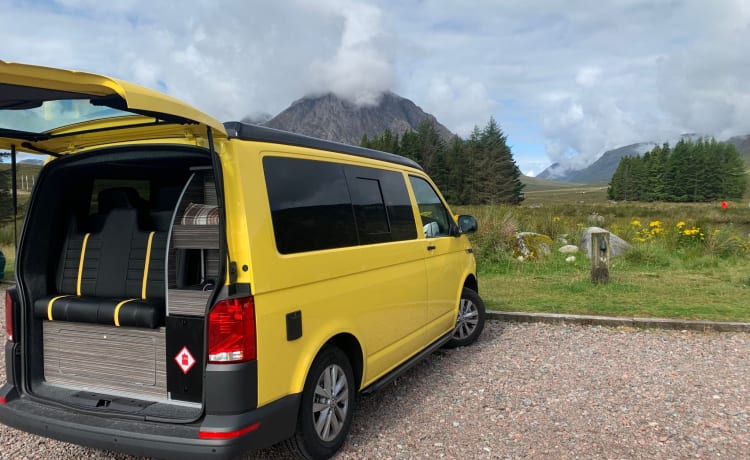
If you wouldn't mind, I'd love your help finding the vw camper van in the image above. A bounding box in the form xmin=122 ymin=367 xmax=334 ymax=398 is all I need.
xmin=0 ymin=61 xmax=485 ymax=459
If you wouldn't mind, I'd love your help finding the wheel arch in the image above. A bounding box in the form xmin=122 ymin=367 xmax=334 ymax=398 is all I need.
xmin=321 ymin=333 xmax=364 ymax=391
xmin=463 ymin=274 xmax=478 ymax=294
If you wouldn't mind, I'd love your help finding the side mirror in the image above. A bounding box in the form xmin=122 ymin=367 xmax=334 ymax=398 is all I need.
xmin=457 ymin=215 xmax=478 ymax=234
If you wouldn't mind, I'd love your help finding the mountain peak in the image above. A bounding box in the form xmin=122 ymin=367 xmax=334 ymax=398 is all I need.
xmin=265 ymin=91 xmax=453 ymax=146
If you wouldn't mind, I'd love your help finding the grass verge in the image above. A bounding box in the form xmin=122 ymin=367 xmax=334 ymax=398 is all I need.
xmin=464 ymin=197 xmax=750 ymax=323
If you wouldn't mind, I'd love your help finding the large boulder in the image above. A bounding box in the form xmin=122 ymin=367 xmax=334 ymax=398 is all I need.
xmin=514 ymin=232 xmax=553 ymax=260
xmin=580 ymin=227 xmax=631 ymax=258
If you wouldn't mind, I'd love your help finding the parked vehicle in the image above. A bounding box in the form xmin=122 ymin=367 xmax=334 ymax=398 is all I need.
xmin=0 ymin=61 xmax=485 ymax=460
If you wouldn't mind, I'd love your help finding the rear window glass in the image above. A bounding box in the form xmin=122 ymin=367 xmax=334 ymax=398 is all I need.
xmin=89 ymin=179 xmax=150 ymax=216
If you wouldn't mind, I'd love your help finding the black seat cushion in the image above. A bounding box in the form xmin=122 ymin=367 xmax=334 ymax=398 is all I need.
xmin=34 ymin=295 xmax=163 ymax=329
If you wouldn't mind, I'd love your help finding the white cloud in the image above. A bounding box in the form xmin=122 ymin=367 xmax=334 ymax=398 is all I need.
xmin=2 ymin=0 xmax=750 ymax=172
xmin=424 ymin=76 xmax=496 ymax=136
xmin=307 ymin=0 xmax=394 ymax=105
xmin=576 ymin=67 xmax=602 ymax=87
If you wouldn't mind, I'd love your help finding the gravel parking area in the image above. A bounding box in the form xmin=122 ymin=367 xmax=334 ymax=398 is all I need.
xmin=1 ymin=283 xmax=748 ymax=459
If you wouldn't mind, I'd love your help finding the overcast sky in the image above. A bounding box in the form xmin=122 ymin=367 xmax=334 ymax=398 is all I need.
xmin=2 ymin=0 xmax=750 ymax=176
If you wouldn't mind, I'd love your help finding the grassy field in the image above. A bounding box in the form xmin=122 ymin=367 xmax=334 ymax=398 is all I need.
xmin=457 ymin=183 xmax=750 ymax=322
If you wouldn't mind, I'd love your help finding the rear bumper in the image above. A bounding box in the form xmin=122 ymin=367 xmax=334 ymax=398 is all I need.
xmin=0 ymin=383 xmax=300 ymax=460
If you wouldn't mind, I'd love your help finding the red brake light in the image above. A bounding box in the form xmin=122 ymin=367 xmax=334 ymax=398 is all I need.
xmin=198 ymin=422 xmax=260 ymax=439
xmin=207 ymin=296 xmax=256 ymax=363
xmin=4 ymin=290 xmax=13 ymax=343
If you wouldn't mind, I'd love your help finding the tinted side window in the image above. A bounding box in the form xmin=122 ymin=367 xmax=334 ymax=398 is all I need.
xmin=264 ymin=157 xmax=358 ymax=254
xmin=346 ymin=166 xmax=417 ymax=244
xmin=350 ymin=177 xmax=390 ymax=243
xmin=409 ymin=176 xmax=452 ymax=238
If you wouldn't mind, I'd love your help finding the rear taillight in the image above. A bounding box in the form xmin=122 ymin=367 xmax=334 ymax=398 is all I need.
xmin=5 ymin=290 xmax=14 ymax=343
xmin=207 ymin=296 xmax=256 ymax=363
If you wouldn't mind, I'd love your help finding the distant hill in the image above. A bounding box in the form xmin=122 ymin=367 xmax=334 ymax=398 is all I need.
xmin=538 ymin=134 xmax=750 ymax=185
xmin=0 ymin=162 xmax=42 ymax=176
xmin=538 ymin=142 xmax=656 ymax=184
xmin=727 ymin=134 xmax=750 ymax=167
xmin=264 ymin=91 xmax=454 ymax=146
xmin=520 ymin=174 xmax=586 ymax=192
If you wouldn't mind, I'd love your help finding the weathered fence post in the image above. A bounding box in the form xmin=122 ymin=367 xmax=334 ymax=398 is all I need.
xmin=591 ymin=231 xmax=610 ymax=284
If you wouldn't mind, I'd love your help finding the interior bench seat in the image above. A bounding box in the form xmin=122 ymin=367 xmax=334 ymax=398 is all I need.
xmin=33 ymin=194 xmax=167 ymax=329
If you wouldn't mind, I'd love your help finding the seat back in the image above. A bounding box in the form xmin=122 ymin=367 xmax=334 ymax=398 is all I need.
xmin=55 ymin=205 xmax=166 ymax=301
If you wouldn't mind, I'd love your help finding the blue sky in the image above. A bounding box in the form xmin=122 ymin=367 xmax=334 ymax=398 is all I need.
xmin=3 ymin=0 xmax=750 ymax=176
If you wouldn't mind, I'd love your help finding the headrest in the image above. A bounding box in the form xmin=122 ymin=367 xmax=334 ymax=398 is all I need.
xmin=98 ymin=187 xmax=141 ymax=213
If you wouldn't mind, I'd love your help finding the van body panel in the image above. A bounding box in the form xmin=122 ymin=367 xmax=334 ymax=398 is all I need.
xmin=252 ymin=240 xmax=428 ymax=404
xmin=213 ymin=143 xmax=255 ymax=287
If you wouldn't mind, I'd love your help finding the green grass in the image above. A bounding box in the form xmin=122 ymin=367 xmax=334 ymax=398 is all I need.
xmin=479 ymin=256 xmax=750 ymax=322
xmin=459 ymin=190 xmax=750 ymax=322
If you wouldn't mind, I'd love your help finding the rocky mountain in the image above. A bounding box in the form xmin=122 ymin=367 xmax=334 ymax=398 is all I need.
xmin=538 ymin=133 xmax=750 ymax=185
xmin=264 ymin=92 xmax=453 ymax=146
xmin=537 ymin=142 xmax=657 ymax=184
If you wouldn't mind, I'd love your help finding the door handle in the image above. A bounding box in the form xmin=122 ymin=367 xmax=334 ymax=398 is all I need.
xmin=427 ymin=245 xmax=436 ymax=251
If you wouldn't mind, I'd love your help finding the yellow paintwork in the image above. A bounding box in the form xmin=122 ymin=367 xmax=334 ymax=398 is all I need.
xmin=2 ymin=62 xmax=478 ymax=411
xmin=218 ymin=143 xmax=476 ymax=405
xmin=0 ymin=60 xmax=226 ymax=153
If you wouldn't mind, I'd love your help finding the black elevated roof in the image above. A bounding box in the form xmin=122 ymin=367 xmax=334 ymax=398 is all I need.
xmin=223 ymin=121 xmax=423 ymax=171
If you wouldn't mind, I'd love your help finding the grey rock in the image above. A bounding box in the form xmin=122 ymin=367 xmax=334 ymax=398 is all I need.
xmin=580 ymin=227 xmax=631 ymax=258
xmin=515 ymin=232 xmax=553 ymax=259
xmin=558 ymin=245 xmax=579 ymax=254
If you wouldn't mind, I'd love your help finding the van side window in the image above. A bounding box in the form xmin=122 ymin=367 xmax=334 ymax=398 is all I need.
xmin=263 ymin=157 xmax=419 ymax=254
xmin=346 ymin=166 xmax=417 ymax=244
xmin=264 ymin=157 xmax=358 ymax=254
xmin=409 ymin=176 xmax=452 ymax=238
xmin=351 ymin=177 xmax=390 ymax=242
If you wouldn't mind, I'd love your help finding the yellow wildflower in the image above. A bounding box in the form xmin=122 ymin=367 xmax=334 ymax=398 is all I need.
xmin=631 ymin=219 xmax=641 ymax=226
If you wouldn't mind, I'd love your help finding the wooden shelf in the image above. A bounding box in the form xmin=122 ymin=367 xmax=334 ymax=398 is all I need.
xmin=168 ymin=289 xmax=211 ymax=316
xmin=171 ymin=224 xmax=220 ymax=249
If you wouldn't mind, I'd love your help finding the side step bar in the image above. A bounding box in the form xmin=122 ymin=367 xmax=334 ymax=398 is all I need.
xmin=361 ymin=331 xmax=452 ymax=395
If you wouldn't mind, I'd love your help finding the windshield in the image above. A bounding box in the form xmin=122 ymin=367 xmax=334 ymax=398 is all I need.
xmin=0 ymin=99 xmax=132 ymax=133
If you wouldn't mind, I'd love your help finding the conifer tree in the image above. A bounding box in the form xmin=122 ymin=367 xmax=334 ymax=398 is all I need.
xmin=361 ymin=117 xmax=524 ymax=205
xmin=610 ymin=137 xmax=747 ymax=202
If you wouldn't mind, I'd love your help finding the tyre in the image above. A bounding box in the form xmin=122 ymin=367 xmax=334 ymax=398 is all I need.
xmin=285 ymin=347 xmax=355 ymax=460
xmin=445 ymin=287 xmax=486 ymax=348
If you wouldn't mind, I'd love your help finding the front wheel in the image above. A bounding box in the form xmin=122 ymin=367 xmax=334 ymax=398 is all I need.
xmin=445 ymin=287 xmax=486 ymax=348
xmin=285 ymin=347 xmax=355 ymax=460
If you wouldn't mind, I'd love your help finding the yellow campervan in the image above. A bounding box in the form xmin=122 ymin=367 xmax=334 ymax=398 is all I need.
xmin=0 ymin=61 xmax=484 ymax=460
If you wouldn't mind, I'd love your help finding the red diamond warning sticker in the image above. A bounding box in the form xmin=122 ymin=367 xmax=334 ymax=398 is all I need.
xmin=175 ymin=346 xmax=196 ymax=374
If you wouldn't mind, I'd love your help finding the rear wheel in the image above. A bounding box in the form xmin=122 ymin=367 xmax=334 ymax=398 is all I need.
xmin=285 ymin=347 xmax=355 ymax=460
xmin=445 ymin=287 xmax=486 ymax=348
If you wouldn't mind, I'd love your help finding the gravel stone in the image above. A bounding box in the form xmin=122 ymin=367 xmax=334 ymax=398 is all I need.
xmin=1 ymin=284 xmax=748 ymax=459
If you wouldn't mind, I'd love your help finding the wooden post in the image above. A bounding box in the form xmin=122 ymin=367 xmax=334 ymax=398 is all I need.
xmin=591 ymin=231 xmax=610 ymax=284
